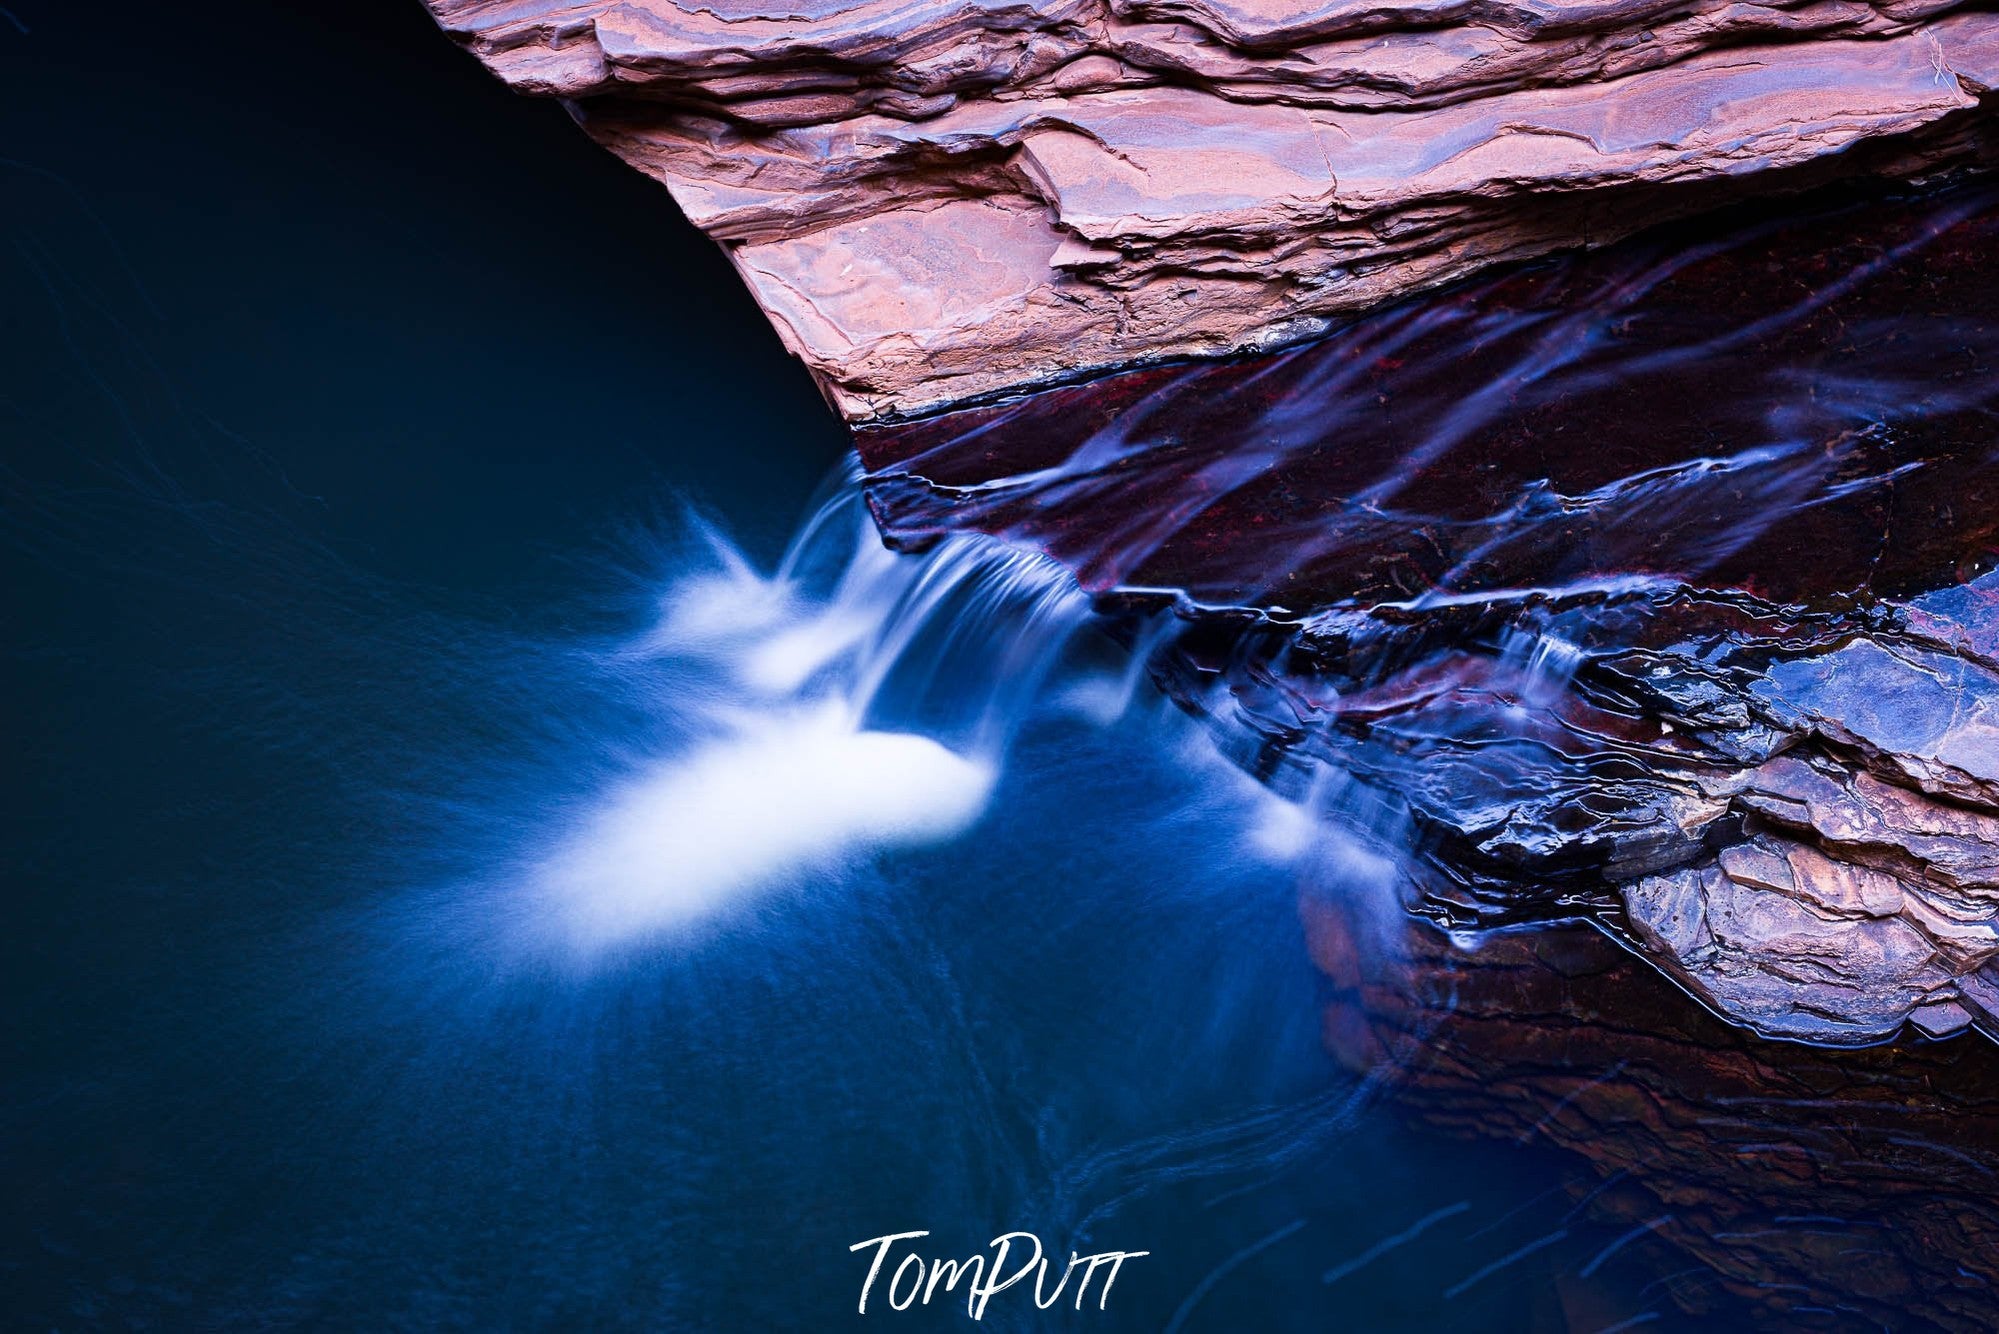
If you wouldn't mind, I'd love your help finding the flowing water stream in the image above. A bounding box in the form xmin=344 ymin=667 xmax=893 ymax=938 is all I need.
xmin=9 ymin=8 xmax=1996 ymax=1331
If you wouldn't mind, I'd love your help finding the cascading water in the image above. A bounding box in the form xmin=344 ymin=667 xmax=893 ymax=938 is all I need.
xmin=515 ymin=456 xmax=1441 ymax=982
xmin=858 ymin=182 xmax=1999 ymax=933
xmin=807 ymin=180 xmax=1999 ymax=1327
xmin=527 ymin=467 xmax=1103 ymax=952
xmin=17 ymin=50 xmax=1999 ymax=1321
xmin=361 ymin=473 xmax=1578 ymax=1334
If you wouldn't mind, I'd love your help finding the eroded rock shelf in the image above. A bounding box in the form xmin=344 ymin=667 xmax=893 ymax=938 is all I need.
xmin=428 ymin=0 xmax=1999 ymax=419
xmin=427 ymin=0 xmax=1998 ymax=1072
xmin=421 ymin=11 xmax=1999 ymax=1317
xmin=856 ymin=184 xmax=1999 ymax=1050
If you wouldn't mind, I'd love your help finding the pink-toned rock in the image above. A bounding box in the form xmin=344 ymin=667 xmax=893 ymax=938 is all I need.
xmin=1617 ymin=744 xmax=1999 ymax=1045
xmin=838 ymin=183 xmax=1999 ymax=1049
xmin=425 ymin=0 xmax=1999 ymax=418
xmin=1624 ymin=848 xmax=1986 ymax=1044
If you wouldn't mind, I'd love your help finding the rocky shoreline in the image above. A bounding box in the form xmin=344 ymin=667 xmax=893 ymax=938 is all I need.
xmin=419 ymin=12 xmax=1999 ymax=1318
xmin=1304 ymin=900 xmax=1999 ymax=1331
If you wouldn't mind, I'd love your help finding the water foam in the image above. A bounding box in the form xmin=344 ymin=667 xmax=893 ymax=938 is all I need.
xmin=536 ymin=704 xmax=994 ymax=949
xmin=530 ymin=476 xmax=1090 ymax=951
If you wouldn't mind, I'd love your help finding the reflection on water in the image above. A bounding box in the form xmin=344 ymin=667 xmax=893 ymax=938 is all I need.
xmin=1308 ymin=894 xmax=1999 ymax=1331
xmin=424 ymin=451 xmax=1992 ymax=1330
xmin=838 ymin=177 xmax=1999 ymax=1328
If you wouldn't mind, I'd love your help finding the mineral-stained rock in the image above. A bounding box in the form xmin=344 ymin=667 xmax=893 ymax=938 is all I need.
xmin=428 ymin=3 xmax=1999 ymax=1297
xmin=1304 ymin=896 xmax=1999 ymax=1331
xmin=854 ymin=181 xmax=1999 ymax=1046
xmin=1620 ymin=750 xmax=1999 ymax=1043
xmin=1627 ymin=854 xmax=1959 ymax=1044
xmin=1755 ymin=641 xmax=1999 ymax=808
xmin=425 ymin=0 xmax=1999 ymax=419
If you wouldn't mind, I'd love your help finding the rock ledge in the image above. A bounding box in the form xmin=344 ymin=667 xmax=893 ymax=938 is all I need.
xmin=427 ymin=0 xmax=1999 ymax=418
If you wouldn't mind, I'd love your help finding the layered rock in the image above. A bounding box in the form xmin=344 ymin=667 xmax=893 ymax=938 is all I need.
xmin=422 ymin=0 xmax=1999 ymax=1045
xmin=1626 ymin=674 xmax=1999 ymax=1044
xmin=1305 ymin=899 xmax=1999 ymax=1330
xmin=854 ymin=182 xmax=1999 ymax=1046
xmin=426 ymin=0 xmax=1999 ymax=419
xmin=424 ymin=10 xmax=1999 ymax=1305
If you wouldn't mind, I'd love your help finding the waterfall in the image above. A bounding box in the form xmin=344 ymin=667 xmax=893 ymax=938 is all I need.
xmin=528 ymin=467 xmax=1100 ymax=952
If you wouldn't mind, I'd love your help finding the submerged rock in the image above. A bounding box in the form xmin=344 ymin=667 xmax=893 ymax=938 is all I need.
xmin=425 ymin=0 xmax=1999 ymax=418
xmin=855 ymin=182 xmax=1999 ymax=1047
xmin=419 ymin=0 xmax=1999 ymax=1042
xmin=1304 ymin=896 xmax=1999 ymax=1331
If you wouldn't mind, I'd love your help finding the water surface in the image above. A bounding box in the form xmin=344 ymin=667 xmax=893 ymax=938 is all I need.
xmin=0 ymin=5 xmax=1933 ymax=1330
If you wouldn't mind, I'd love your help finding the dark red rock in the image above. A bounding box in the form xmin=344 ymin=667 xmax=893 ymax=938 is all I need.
xmin=855 ymin=182 xmax=1999 ymax=611
xmin=1303 ymin=890 xmax=1999 ymax=1331
xmin=859 ymin=181 xmax=1999 ymax=1045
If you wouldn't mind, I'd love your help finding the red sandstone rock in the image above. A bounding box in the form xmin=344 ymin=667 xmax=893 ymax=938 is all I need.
xmin=427 ymin=0 xmax=1999 ymax=418
xmin=848 ymin=182 xmax=1999 ymax=1049
xmin=1623 ymin=747 xmax=1999 ymax=1044
xmin=1303 ymin=895 xmax=1999 ymax=1331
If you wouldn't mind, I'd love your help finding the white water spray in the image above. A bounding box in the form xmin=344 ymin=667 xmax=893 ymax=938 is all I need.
xmin=530 ymin=470 xmax=1094 ymax=951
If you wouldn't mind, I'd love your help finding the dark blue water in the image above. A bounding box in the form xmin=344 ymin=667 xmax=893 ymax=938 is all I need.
xmin=3 ymin=5 xmax=1773 ymax=1330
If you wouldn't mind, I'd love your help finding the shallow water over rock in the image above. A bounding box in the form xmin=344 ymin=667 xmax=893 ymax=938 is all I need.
xmin=836 ymin=180 xmax=1999 ymax=1328
xmin=14 ymin=8 xmax=1999 ymax=1326
xmin=857 ymin=181 xmax=1999 ymax=1050
xmin=1306 ymin=897 xmax=1999 ymax=1332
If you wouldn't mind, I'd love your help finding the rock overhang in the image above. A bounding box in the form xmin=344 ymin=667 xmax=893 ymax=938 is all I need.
xmin=427 ymin=0 xmax=1999 ymax=421
xmin=846 ymin=182 xmax=1999 ymax=1048
xmin=423 ymin=0 xmax=1999 ymax=1046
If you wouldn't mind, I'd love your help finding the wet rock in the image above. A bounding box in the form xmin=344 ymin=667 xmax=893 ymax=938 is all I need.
xmin=854 ymin=182 xmax=1999 ymax=1046
xmin=1733 ymin=753 xmax=1999 ymax=902
xmin=1625 ymin=851 xmax=1970 ymax=1045
xmin=1303 ymin=897 xmax=1999 ymax=1331
xmin=423 ymin=0 xmax=1999 ymax=1051
xmin=1913 ymin=996 xmax=1976 ymax=1037
xmin=424 ymin=0 xmax=1999 ymax=418
xmin=1716 ymin=839 xmax=1904 ymax=919
xmin=1965 ymin=965 xmax=1999 ymax=1028
xmin=1755 ymin=641 xmax=1999 ymax=808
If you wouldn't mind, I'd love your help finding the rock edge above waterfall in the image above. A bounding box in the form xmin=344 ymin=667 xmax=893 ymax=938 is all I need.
xmin=427 ymin=0 xmax=1999 ymax=419
xmin=855 ymin=182 xmax=1999 ymax=1049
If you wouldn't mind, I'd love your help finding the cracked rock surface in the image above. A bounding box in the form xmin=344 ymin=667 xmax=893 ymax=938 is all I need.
xmin=856 ymin=182 xmax=1999 ymax=1047
xmin=421 ymin=0 xmax=1999 ymax=1047
xmin=427 ymin=0 xmax=1999 ymax=418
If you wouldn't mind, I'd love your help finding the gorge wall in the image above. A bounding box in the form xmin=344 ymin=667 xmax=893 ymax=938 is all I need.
xmin=422 ymin=13 xmax=1999 ymax=1317
xmin=422 ymin=0 xmax=1999 ymax=1049
xmin=850 ymin=183 xmax=1999 ymax=1050
xmin=427 ymin=0 xmax=1999 ymax=420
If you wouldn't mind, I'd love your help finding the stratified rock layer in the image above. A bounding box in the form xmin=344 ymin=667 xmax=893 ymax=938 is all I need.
xmin=426 ymin=0 xmax=1999 ymax=419
xmin=857 ymin=182 xmax=1999 ymax=1047
xmin=1305 ymin=897 xmax=1999 ymax=1331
